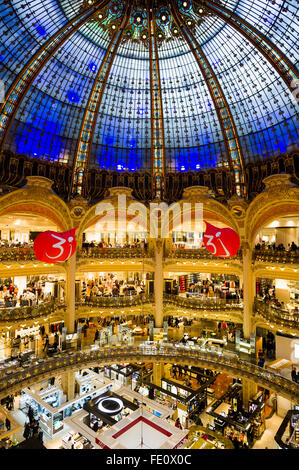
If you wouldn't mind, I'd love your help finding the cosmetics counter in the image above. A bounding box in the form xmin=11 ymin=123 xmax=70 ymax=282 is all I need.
xmin=104 ymin=363 xmax=140 ymax=388
xmin=62 ymin=431 xmax=94 ymax=449
xmin=20 ymin=382 xmax=113 ymax=438
xmin=97 ymin=325 xmax=134 ymax=347
xmin=75 ymin=369 xmax=107 ymax=396
xmin=180 ymin=334 xmax=228 ymax=352
xmin=117 ymin=386 xmax=172 ymax=420
xmin=131 ymin=362 xmax=153 ymax=390
xmin=137 ymin=377 xmax=209 ymax=428
xmin=274 ymin=408 xmax=299 ymax=449
xmin=206 ymin=384 xmax=266 ymax=448
xmin=83 ymin=391 xmax=139 ymax=433
xmin=186 ymin=425 xmax=234 ymax=449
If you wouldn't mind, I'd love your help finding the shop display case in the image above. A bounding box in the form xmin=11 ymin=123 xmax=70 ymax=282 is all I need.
xmin=75 ymin=369 xmax=106 ymax=396
xmin=62 ymin=432 xmax=94 ymax=449
xmin=206 ymin=384 xmax=266 ymax=447
xmin=83 ymin=391 xmax=139 ymax=432
xmin=275 ymin=409 xmax=299 ymax=449
xmin=20 ymin=382 xmax=112 ymax=438
xmin=104 ymin=364 xmax=139 ymax=387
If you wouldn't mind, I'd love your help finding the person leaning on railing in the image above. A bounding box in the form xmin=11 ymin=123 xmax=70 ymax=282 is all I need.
xmin=255 ymin=241 xmax=298 ymax=253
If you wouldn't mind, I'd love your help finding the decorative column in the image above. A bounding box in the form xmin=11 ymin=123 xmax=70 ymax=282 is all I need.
xmin=242 ymin=242 xmax=255 ymax=339
xmin=65 ymin=252 xmax=76 ymax=334
xmin=152 ymin=363 xmax=164 ymax=387
xmin=66 ymin=196 xmax=89 ymax=333
xmin=154 ymin=239 xmax=164 ymax=328
xmin=61 ymin=371 xmax=76 ymax=401
xmin=242 ymin=379 xmax=258 ymax=410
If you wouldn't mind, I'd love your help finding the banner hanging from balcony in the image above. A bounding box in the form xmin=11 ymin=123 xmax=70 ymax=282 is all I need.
xmin=203 ymin=221 xmax=240 ymax=258
xmin=33 ymin=228 xmax=78 ymax=263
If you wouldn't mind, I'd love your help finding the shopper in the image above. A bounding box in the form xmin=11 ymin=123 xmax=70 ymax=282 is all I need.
xmin=43 ymin=334 xmax=49 ymax=351
xmin=291 ymin=366 xmax=297 ymax=382
xmin=32 ymin=419 xmax=40 ymax=437
xmin=82 ymin=323 xmax=88 ymax=338
xmin=53 ymin=338 xmax=59 ymax=353
xmin=23 ymin=423 xmax=31 ymax=440
xmin=28 ymin=405 xmax=34 ymax=424
xmin=175 ymin=418 xmax=182 ymax=429
xmin=8 ymin=395 xmax=14 ymax=411
xmin=5 ymin=418 xmax=10 ymax=431
xmin=38 ymin=428 xmax=43 ymax=444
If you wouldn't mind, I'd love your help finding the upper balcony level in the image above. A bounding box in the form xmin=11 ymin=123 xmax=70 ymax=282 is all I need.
xmin=80 ymin=246 xmax=151 ymax=259
xmin=0 ymin=342 xmax=298 ymax=403
xmin=254 ymin=297 xmax=299 ymax=332
xmin=164 ymin=294 xmax=243 ymax=311
xmin=253 ymin=247 xmax=299 ymax=265
xmin=0 ymin=246 xmax=36 ymax=262
xmin=0 ymin=290 xmax=298 ymax=337
xmin=1 ymin=244 xmax=298 ymax=268
xmin=166 ymin=248 xmax=242 ymax=261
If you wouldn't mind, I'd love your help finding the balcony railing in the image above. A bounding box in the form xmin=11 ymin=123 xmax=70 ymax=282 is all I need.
xmin=0 ymin=300 xmax=64 ymax=323
xmin=0 ymin=246 xmax=36 ymax=261
xmin=0 ymin=296 xmax=154 ymax=323
xmin=77 ymin=294 xmax=155 ymax=309
xmin=167 ymin=248 xmax=242 ymax=260
xmin=0 ymin=343 xmax=298 ymax=402
xmin=253 ymin=248 xmax=299 ymax=264
xmin=79 ymin=247 xmax=150 ymax=259
xmin=0 ymin=246 xmax=152 ymax=262
xmin=164 ymin=293 xmax=243 ymax=311
xmin=254 ymin=297 xmax=299 ymax=329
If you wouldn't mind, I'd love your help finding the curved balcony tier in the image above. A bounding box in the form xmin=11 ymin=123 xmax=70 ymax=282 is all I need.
xmin=1 ymin=296 xmax=299 ymax=336
xmin=254 ymin=298 xmax=299 ymax=333
xmin=0 ymin=247 xmax=36 ymax=262
xmin=79 ymin=247 xmax=151 ymax=259
xmin=0 ymin=301 xmax=65 ymax=324
xmin=0 ymin=343 xmax=298 ymax=402
xmin=253 ymin=249 xmax=299 ymax=265
xmin=164 ymin=294 xmax=243 ymax=311
xmin=77 ymin=294 xmax=155 ymax=309
xmin=167 ymin=249 xmax=242 ymax=261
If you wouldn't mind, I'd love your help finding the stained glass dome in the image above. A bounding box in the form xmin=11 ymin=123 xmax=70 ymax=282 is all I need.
xmin=0 ymin=0 xmax=298 ymax=196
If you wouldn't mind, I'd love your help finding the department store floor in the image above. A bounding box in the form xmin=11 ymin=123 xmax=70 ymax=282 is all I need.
xmin=0 ymin=317 xmax=292 ymax=449
xmin=4 ymin=373 xmax=283 ymax=450
xmin=0 ymin=317 xmax=294 ymax=381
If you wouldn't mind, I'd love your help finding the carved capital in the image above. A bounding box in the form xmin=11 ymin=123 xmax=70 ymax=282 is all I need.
xmin=227 ymin=195 xmax=248 ymax=219
xmin=182 ymin=185 xmax=210 ymax=202
xmin=263 ymin=174 xmax=296 ymax=195
xmin=24 ymin=176 xmax=54 ymax=192
xmin=68 ymin=194 xmax=89 ymax=221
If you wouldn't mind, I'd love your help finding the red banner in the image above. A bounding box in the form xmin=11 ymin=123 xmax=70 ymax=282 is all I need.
xmin=33 ymin=228 xmax=78 ymax=263
xmin=203 ymin=221 xmax=240 ymax=258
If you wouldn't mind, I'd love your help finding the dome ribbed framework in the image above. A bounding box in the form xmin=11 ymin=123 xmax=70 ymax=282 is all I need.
xmin=0 ymin=0 xmax=297 ymax=198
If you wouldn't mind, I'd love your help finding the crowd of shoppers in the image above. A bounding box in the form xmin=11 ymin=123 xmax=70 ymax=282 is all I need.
xmin=0 ymin=279 xmax=53 ymax=308
xmin=82 ymin=277 xmax=145 ymax=299
xmin=255 ymin=241 xmax=298 ymax=252
xmin=0 ymin=240 xmax=33 ymax=248
xmin=22 ymin=405 xmax=43 ymax=443
xmin=82 ymin=239 xmax=147 ymax=253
